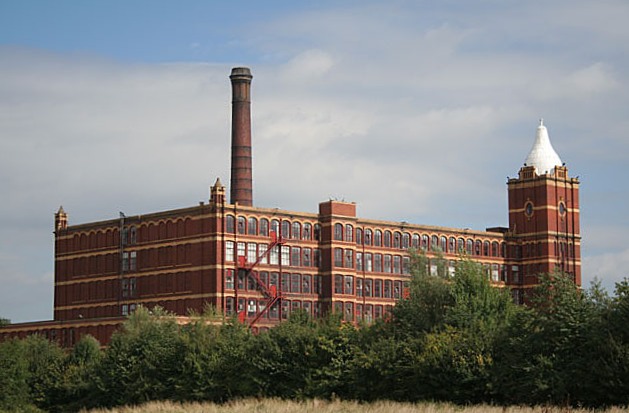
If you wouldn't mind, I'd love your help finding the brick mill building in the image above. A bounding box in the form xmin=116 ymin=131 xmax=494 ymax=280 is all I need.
xmin=0 ymin=67 xmax=581 ymax=346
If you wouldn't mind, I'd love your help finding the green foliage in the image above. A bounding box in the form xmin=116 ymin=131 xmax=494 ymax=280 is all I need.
xmin=0 ymin=317 xmax=10 ymax=326
xmin=0 ymin=338 xmax=32 ymax=411
xmin=94 ymin=306 xmax=185 ymax=407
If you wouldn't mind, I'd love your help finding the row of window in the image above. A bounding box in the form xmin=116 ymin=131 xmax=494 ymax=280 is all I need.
xmin=334 ymin=275 xmax=409 ymax=299
xmin=225 ymin=241 xmax=321 ymax=268
xmin=334 ymin=302 xmax=393 ymax=323
xmin=224 ymin=296 xmax=392 ymax=324
xmin=226 ymin=215 xmax=322 ymax=241
xmin=225 ymin=297 xmax=322 ymax=320
xmin=225 ymin=270 xmax=323 ymax=295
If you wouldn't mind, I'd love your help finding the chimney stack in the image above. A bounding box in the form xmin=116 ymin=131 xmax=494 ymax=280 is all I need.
xmin=229 ymin=67 xmax=253 ymax=206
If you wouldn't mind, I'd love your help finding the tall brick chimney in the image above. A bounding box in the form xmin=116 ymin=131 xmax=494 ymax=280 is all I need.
xmin=229 ymin=67 xmax=253 ymax=206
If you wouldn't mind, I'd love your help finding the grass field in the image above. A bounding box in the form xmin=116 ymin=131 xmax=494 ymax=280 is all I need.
xmin=82 ymin=399 xmax=629 ymax=413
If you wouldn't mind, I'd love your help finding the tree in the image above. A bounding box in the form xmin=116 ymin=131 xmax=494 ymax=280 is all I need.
xmin=95 ymin=306 xmax=185 ymax=407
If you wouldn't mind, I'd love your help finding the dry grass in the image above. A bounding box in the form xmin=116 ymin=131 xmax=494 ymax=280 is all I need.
xmin=82 ymin=399 xmax=629 ymax=413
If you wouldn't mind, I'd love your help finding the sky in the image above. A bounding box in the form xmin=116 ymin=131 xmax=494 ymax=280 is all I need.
xmin=1 ymin=0 xmax=628 ymax=322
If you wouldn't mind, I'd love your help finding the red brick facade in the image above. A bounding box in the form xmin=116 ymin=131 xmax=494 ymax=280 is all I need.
xmin=0 ymin=68 xmax=581 ymax=347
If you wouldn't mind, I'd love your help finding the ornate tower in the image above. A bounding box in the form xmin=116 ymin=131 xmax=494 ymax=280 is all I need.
xmin=507 ymin=120 xmax=581 ymax=300
xmin=229 ymin=67 xmax=254 ymax=206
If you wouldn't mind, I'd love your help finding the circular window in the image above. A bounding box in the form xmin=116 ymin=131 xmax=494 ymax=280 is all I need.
xmin=525 ymin=201 xmax=534 ymax=217
xmin=559 ymin=202 xmax=566 ymax=215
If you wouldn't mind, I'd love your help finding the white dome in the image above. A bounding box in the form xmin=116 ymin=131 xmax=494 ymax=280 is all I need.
xmin=523 ymin=119 xmax=562 ymax=175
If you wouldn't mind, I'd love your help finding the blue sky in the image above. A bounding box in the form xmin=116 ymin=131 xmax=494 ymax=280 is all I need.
xmin=1 ymin=1 xmax=628 ymax=322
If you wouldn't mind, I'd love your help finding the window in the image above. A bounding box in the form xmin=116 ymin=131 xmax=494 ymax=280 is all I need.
xmin=281 ymin=246 xmax=290 ymax=266
xmin=384 ymin=255 xmax=392 ymax=273
xmin=484 ymin=241 xmax=490 ymax=256
xmin=121 ymin=304 xmax=129 ymax=316
xmin=303 ymin=248 xmax=312 ymax=267
xmin=402 ymin=233 xmax=410 ymax=249
xmin=384 ymin=280 xmax=392 ymax=298
xmin=421 ymin=235 xmax=429 ymax=250
xmin=365 ymin=229 xmax=372 ymax=245
xmin=335 ymin=275 xmax=343 ymax=294
xmin=122 ymin=252 xmax=129 ymax=272
xmin=492 ymin=264 xmax=500 ymax=282
xmin=270 ymin=272 xmax=279 ymax=289
xmin=466 ymin=239 xmax=474 ymax=255
xmin=394 ymin=232 xmax=401 ymax=248
xmin=412 ymin=234 xmax=420 ymax=249
xmin=260 ymin=219 xmax=269 ymax=236
xmin=247 ymin=217 xmax=257 ymax=235
xmin=314 ymin=224 xmax=321 ymax=241
xmin=356 ymin=278 xmax=363 ymax=297
xmin=282 ymin=274 xmax=290 ymax=292
xmin=334 ymin=248 xmax=343 ymax=267
xmin=247 ymin=243 xmax=257 ymax=263
xmin=491 ymin=241 xmax=498 ymax=257
xmin=394 ymin=281 xmax=402 ymax=299
xmin=303 ymin=301 xmax=312 ymax=315
xmin=449 ymin=237 xmax=456 ymax=253
xmin=365 ymin=253 xmax=373 ymax=272
xmin=237 ymin=216 xmax=246 ymax=235
xmin=314 ymin=249 xmax=321 ymax=268
xmin=130 ymin=227 xmax=137 ymax=244
xmin=247 ymin=299 xmax=256 ymax=317
xmin=457 ymin=238 xmax=465 ymax=253
xmin=271 ymin=219 xmax=280 ymax=237
xmin=393 ymin=256 xmax=401 ymax=274
xmin=237 ymin=270 xmax=246 ymax=289
xmin=269 ymin=245 xmax=279 ymax=265
xmin=475 ymin=240 xmax=482 ymax=256
xmin=364 ymin=279 xmax=372 ymax=297
xmin=129 ymin=251 xmax=137 ymax=271
xmin=373 ymin=254 xmax=381 ymax=272
xmin=384 ymin=231 xmax=392 ymax=247
xmin=374 ymin=279 xmax=382 ymax=297
xmin=375 ymin=230 xmax=382 ymax=246
xmin=314 ymin=275 xmax=322 ymax=294
xmin=226 ymin=297 xmax=235 ymax=315
xmin=237 ymin=242 xmax=246 ymax=262
xmin=292 ymin=222 xmax=301 ymax=240
xmin=403 ymin=256 xmax=410 ymax=274
xmin=226 ymin=241 xmax=235 ymax=261
xmin=291 ymin=273 xmax=301 ymax=293
xmin=121 ymin=278 xmax=129 ymax=298
xmin=334 ymin=223 xmax=343 ymax=241
xmin=356 ymin=228 xmax=363 ymax=245
xmin=344 ymin=249 xmax=353 ymax=268
xmin=225 ymin=269 xmax=234 ymax=289
xmin=431 ymin=235 xmax=439 ymax=251
xmin=345 ymin=224 xmax=353 ymax=243
xmin=282 ymin=221 xmax=291 ymax=238
xmin=344 ymin=302 xmax=354 ymax=322
xmin=291 ymin=247 xmax=301 ymax=267
xmin=344 ymin=275 xmax=354 ymax=295
xmin=356 ymin=252 xmax=363 ymax=271
xmin=303 ymin=223 xmax=312 ymax=240
xmin=441 ymin=236 xmax=447 ymax=252
xmin=302 ymin=275 xmax=311 ymax=294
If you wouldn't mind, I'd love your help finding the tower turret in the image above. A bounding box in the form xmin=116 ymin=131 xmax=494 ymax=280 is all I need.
xmin=507 ymin=120 xmax=581 ymax=301
xmin=55 ymin=206 xmax=68 ymax=232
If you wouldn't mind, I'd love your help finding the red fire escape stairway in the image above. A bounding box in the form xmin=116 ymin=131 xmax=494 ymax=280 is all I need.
xmin=236 ymin=231 xmax=285 ymax=327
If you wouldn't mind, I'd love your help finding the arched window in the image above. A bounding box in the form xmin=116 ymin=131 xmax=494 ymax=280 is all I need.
xmin=475 ymin=240 xmax=482 ymax=256
xmin=375 ymin=230 xmax=382 ymax=246
xmin=431 ymin=235 xmax=439 ymax=251
xmin=356 ymin=228 xmax=363 ymax=245
xmin=393 ymin=231 xmax=401 ymax=249
xmin=226 ymin=215 xmax=235 ymax=233
xmin=248 ymin=217 xmax=257 ymax=235
xmin=421 ymin=234 xmax=429 ymax=250
xmin=457 ymin=238 xmax=465 ymax=253
xmin=365 ymin=229 xmax=372 ymax=245
xmin=314 ymin=224 xmax=321 ymax=241
xmin=384 ymin=231 xmax=392 ymax=248
xmin=466 ymin=239 xmax=474 ymax=255
xmin=334 ymin=223 xmax=343 ymax=241
xmin=237 ymin=216 xmax=246 ymax=235
xmin=271 ymin=219 xmax=280 ymax=237
xmin=345 ymin=224 xmax=353 ymax=243
xmin=303 ymin=223 xmax=312 ymax=240
xmin=260 ymin=219 xmax=269 ymax=237
xmin=412 ymin=234 xmax=420 ymax=249
xmin=281 ymin=220 xmax=291 ymax=238
xmin=491 ymin=241 xmax=498 ymax=257
xmin=440 ymin=236 xmax=447 ymax=252
xmin=483 ymin=241 xmax=490 ymax=256
xmin=403 ymin=233 xmax=410 ymax=249
xmin=449 ymin=237 xmax=456 ymax=253
xmin=292 ymin=221 xmax=301 ymax=239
